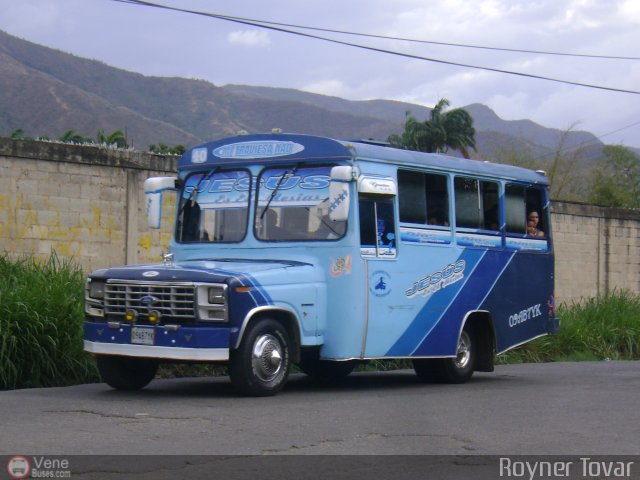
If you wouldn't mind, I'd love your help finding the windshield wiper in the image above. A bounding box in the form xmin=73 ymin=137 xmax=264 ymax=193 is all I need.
xmin=260 ymin=164 xmax=301 ymax=220
xmin=177 ymin=167 xmax=218 ymax=217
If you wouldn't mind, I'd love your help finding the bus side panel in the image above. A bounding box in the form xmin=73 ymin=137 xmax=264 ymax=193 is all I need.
xmin=385 ymin=249 xmax=553 ymax=357
xmin=482 ymin=252 xmax=555 ymax=353
xmin=385 ymin=249 xmax=507 ymax=357
xmin=363 ymin=246 xmax=473 ymax=358
xmin=319 ymin=252 xmax=368 ymax=359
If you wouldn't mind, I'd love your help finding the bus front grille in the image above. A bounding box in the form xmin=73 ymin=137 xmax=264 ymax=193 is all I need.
xmin=104 ymin=281 xmax=196 ymax=320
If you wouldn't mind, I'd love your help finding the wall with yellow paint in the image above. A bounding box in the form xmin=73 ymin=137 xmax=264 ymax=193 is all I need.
xmin=0 ymin=138 xmax=177 ymax=272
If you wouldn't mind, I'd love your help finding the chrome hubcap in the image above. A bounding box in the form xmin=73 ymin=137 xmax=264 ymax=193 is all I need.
xmin=454 ymin=331 xmax=472 ymax=369
xmin=251 ymin=334 xmax=283 ymax=382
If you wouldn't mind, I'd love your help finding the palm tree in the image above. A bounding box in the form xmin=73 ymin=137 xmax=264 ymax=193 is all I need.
xmin=59 ymin=129 xmax=88 ymax=144
xmin=389 ymin=98 xmax=476 ymax=158
xmin=97 ymin=129 xmax=128 ymax=148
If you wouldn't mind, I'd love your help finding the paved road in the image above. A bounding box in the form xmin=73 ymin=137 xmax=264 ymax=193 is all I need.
xmin=1 ymin=361 xmax=638 ymax=458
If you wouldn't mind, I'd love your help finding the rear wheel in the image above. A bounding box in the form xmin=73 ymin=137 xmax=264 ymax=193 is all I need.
xmin=413 ymin=326 xmax=476 ymax=384
xmin=96 ymin=355 xmax=158 ymax=390
xmin=229 ymin=319 xmax=291 ymax=396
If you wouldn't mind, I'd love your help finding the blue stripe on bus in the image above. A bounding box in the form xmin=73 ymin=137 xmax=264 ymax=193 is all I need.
xmin=384 ymin=248 xmax=485 ymax=356
xmin=384 ymin=249 xmax=515 ymax=357
xmin=410 ymin=250 xmax=514 ymax=356
xmin=211 ymin=268 xmax=272 ymax=306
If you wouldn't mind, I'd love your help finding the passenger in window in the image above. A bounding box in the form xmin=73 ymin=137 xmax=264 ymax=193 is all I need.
xmin=526 ymin=210 xmax=545 ymax=237
xmin=264 ymin=209 xmax=287 ymax=240
xmin=428 ymin=215 xmax=449 ymax=227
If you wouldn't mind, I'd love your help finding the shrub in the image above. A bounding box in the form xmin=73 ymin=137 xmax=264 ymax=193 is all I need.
xmin=0 ymin=252 xmax=98 ymax=389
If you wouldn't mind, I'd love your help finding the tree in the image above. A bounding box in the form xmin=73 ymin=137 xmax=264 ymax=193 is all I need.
xmin=97 ymin=129 xmax=128 ymax=148
xmin=9 ymin=128 xmax=35 ymax=140
xmin=148 ymin=143 xmax=187 ymax=155
xmin=59 ymin=129 xmax=88 ymax=144
xmin=388 ymin=98 xmax=476 ymax=158
xmin=589 ymin=145 xmax=640 ymax=208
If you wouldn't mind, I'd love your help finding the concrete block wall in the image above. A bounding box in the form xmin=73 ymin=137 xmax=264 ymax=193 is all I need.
xmin=0 ymin=138 xmax=176 ymax=272
xmin=2 ymin=138 xmax=639 ymax=304
xmin=551 ymin=202 xmax=640 ymax=303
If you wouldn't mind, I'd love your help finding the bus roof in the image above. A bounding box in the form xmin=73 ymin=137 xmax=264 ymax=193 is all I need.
xmin=179 ymin=133 xmax=548 ymax=185
xmin=345 ymin=139 xmax=549 ymax=185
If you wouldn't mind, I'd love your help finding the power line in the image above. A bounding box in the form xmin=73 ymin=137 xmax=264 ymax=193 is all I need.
xmin=113 ymin=0 xmax=640 ymax=60
xmin=531 ymin=119 xmax=640 ymax=162
xmin=161 ymin=8 xmax=640 ymax=61
xmin=596 ymin=119 xmax=640 ymax=142
xmin=112 ymin=0 xmax=640 ymax=95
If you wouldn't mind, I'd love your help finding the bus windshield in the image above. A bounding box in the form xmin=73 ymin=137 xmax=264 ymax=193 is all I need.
xmin=176 ymin=169 xmax=250 ymax=243
xmin=255 ymin=165 xmax=346 ymax=241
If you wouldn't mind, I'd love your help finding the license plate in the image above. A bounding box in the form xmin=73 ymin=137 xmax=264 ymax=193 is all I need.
xmin=131 ymin=327 xmax=155 ymax=345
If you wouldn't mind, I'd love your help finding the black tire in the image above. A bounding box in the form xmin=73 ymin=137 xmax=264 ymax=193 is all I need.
xmin=229 ymin=319 xmax=291 ymax=396
xmin=299 ymin=352 xmax=356 ymax=380
xmin=95 ymin=355 xmax=158 ymax=390
xmin=413 ymin=326 xmax=476 ymax=384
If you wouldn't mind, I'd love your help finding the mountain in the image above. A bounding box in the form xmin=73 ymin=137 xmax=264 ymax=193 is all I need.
xmin=0 ymin=29 xmax=605 ymax=164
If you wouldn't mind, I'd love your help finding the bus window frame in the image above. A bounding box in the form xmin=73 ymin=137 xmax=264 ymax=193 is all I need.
xmin=358 ymin=193 xmax=397 ymax=259
xmin=253 ymin=163 xmax=348 ymax=243
xmin=504 ymin=182 xmax=551 ymax=253
xmin=397 ymin=168 xmax=453 ymax=247
xmin=176 ymin=168 xmax=252 ymax=244
xmin=452 ymin=175 xmax=502 ymax=249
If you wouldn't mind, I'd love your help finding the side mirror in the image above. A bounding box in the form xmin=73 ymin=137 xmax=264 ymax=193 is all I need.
xmin=328 ymin=166 xmax=358 ymax=222
xmin=144 ymin=177 xmax=177 ymax=229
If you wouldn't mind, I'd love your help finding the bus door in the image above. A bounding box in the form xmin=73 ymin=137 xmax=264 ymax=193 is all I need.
xmin=357 ymin=179 xmax=413 ymax=358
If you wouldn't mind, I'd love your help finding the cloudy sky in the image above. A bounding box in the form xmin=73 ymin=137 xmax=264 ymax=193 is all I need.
xmin=1 ymin=0 xmax=640 ymax=147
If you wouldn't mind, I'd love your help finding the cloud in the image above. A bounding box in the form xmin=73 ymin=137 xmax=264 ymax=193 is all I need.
xmin=2 ymin=0 xmax=640 ymax=147
xmin=302 ymin=79 xmax=350 ymax=97
xmin=227 ymin=30 xmax=271 ymax=47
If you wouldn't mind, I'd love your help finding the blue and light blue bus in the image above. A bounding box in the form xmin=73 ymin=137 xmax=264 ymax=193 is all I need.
xmin=84 ymin=132 xmax=559 ymax=396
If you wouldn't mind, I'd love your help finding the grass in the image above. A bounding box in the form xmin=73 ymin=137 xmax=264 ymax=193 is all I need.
xmin=498 ymin=290 xmax=640 ymax=364
xmin=0 ymin=252 xmax=98 ymax=389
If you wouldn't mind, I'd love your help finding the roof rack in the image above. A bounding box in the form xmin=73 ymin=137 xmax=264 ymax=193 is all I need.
xmin=351 ymin=139 xmax=392 ymax=147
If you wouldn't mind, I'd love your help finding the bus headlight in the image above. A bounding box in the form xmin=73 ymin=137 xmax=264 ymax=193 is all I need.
xmin=88 ymin=280 xmax=106 ymax=299
xmin=197 ymin=284 xmax=228 ymax=322
xmin=208 ymin=286 xmax=226 ymax=303
xmin=85 ymin=279 xmax=105 ymax=318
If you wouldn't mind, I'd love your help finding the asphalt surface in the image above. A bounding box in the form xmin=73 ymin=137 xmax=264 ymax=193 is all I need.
xmin=0 ymin=362 xmax=640 ymax=455
xmin=1 ymin=361 xmax=638 ymax=458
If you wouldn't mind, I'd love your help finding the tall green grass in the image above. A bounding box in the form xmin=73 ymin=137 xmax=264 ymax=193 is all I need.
xmin=499 ymin=290 xmax=640 ymax=363
xmin=0 ymin=252 xmax=98 ymax=389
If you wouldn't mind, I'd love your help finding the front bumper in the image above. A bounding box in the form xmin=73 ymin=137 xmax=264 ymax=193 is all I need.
xmin=83 ymin=321 xmax=230 ymax=361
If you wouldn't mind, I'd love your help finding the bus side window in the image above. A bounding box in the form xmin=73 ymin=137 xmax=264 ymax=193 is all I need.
xmin=505 ymin=184 xmax=548 ymax=237
xmin=359 ymin=194 xmax=396 ymax=258
xmin=525 ymin=187 xmax=547 ymax=237
xmin=505 ymin=185 xmax=527 ymax=234
xmin=505 ymin=183 xmax=549 ymax=251
xmin=398 ymin=170 xmax=449 ymax=227
xmin=454 ymin=177 xmax=499 ymax=231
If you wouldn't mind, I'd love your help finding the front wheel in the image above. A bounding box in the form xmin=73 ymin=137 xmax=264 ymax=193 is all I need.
xmin=413 ymin=326 xmax=476 ymax=384
xmin=95 ymin=355 xmax=159 ymax=390
xmin=229 ymin=319 xmax=291 ymax=396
